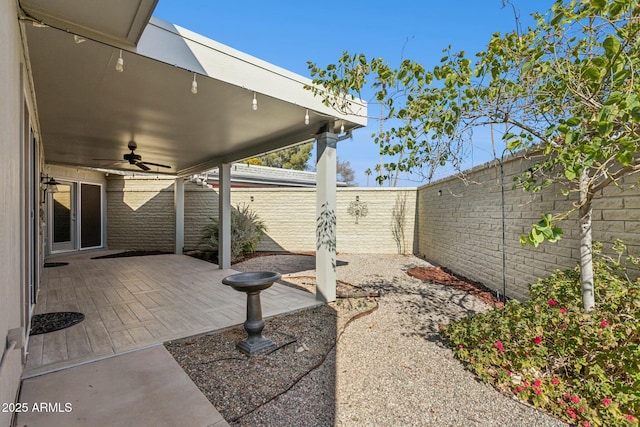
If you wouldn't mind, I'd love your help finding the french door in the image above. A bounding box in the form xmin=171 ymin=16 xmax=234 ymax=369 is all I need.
xmin=49 ymin=181 xmax=103 ymax=253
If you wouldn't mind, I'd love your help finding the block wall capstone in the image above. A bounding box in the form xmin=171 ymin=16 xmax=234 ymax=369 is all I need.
xmin=416 ymin=155 xmax=640 ymax=301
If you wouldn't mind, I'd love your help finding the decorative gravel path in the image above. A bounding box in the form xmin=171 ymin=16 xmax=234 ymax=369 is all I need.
xmin=172 ymin=253 xmax=569 ymax=426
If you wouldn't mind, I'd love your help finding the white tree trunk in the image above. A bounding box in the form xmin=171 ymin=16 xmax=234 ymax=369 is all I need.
xmin=579 ymin=170 xmax=595 ymax=311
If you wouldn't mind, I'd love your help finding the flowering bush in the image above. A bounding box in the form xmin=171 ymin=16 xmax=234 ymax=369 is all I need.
xmin=440 ymin=242 xmax=640 ymax=426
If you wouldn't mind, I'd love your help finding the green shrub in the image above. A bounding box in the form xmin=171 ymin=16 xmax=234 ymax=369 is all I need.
xmin=200 ymin=204 xmax=266 ymax=262
xmin=440 ymin=242 xmax=640 ymax=426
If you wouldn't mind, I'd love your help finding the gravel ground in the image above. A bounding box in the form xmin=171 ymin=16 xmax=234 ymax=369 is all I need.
xmin=170 ymin=253 xmax=569 ymax=427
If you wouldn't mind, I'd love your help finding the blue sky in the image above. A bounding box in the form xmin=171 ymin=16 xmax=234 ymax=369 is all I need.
xmin=154 ymin=0 xmax=556 ymax=186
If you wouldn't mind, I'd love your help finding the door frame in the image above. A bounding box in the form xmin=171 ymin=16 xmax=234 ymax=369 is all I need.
xmin=47 ymin=180 xmax=104 ymax=254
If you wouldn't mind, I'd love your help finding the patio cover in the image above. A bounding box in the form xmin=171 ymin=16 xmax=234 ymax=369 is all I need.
xmin=20 ymin=1 xmax=367 ymax=176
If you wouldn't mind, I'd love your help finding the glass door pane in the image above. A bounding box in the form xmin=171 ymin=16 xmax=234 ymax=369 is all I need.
xmin=80 ymin=183 xmax=102 ymax=248
xmin=51 ymin=183 xmax=74 ymax=251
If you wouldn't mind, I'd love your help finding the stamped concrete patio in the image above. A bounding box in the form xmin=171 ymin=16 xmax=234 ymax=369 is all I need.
xmin=25 ymin=251 xmax=319 ymax=377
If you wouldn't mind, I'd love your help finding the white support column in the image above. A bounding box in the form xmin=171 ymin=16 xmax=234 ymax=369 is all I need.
xmin=218 ymin=163 xmax=232 ymax=270
xmin=315 ymin=132 xmax=338 ymax=302
xmin=174 ymin=178 xmax=184 ymax=255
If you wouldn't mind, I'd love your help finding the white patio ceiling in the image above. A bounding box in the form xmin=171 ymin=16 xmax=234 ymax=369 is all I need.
xmin=21 ymin=2 xmax=366 ymax=177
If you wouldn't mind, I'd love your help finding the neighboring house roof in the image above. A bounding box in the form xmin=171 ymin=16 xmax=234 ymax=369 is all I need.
xmin=201 ymin=163 xmax=348 ymax=188
xmin=84 ymin=163 xmax=347 ymax=187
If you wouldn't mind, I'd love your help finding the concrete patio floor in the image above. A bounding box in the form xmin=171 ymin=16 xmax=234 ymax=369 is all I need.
xmin=16 ymin=251 xmax=320 ymax=426
xmin=17 ymin=345 xmax=229 ymax=427
xmin=25 ymin=252 xmax=319 ymax=377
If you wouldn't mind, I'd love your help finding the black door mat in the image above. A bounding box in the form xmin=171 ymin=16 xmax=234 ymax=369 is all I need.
xmin=44 ymin=262 xmax=69 ymax=268
xmin=30 ymin=312 xmax=85 ymax=335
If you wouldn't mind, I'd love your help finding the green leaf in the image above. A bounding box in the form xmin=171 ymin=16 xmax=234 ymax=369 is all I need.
xmin=583 ymin=67 xmax=601 ymax=81
xmin=603 ymin=35 xmax=621 ymax=58
xmin=506 ymin=139 xmax=521 ymax=151
xmin=565 ymin=168 xmax=577 ymax=180
xmin=617 ymin=151 xmax=633 ymax=166
xmin=566 ymin=117 xmax=581 ymax=126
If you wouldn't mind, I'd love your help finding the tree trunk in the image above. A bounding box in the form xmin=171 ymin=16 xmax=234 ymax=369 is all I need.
xmin=579 ymin=170 xmax=595 ymax=311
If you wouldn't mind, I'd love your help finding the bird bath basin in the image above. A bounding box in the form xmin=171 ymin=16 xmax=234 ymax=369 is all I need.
xmin=222 ymin=271 xmax=281 ymax=355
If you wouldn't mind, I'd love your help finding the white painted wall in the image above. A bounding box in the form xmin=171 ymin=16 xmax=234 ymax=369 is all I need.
xmin=1 ymin=0 xmax=27 ymax=421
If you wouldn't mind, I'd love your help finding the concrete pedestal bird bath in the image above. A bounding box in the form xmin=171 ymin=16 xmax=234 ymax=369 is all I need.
xmin=222 ymin=271 xmax=281 ymax=355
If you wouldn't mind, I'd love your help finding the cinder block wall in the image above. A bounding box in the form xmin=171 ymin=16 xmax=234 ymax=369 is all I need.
xmin=106 ymin=176 xmax=176 ymax=252
xmin=416 ymin=154 xmax=640 ymax=301
xmin=107 ymin=177 xmax=417 ymax=255
xmin=229 ymin=187 xmax=417 ymax=254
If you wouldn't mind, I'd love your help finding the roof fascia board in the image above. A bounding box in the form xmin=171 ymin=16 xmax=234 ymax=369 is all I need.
xmin=138 ymin=18 xmax=367 ymax=127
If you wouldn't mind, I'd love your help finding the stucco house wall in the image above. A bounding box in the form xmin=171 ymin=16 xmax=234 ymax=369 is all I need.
xmin=1 ymin=0 xmax=29 ymax=421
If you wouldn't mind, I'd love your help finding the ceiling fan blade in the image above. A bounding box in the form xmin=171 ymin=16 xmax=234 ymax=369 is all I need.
xmin=140 ymin=161 xmax=172 ymax=169
xmin=136 ymin=162 xmax=150 ymax=171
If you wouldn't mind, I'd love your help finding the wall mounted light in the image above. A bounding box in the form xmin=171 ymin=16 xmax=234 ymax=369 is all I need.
xmin=191 ymin=73 xmax=198 ymax=94
xmin=304 ymin=109 xmax=310 ymax=125
xmin=340 ymin=121 xmax=345 ymax=133
xmin=438 ymin=190 xmax=442 ymax=196
xmin=40 ymin=174 xmax=60 ymax=195
xmin=252 ymin=93 xmax=258 ymax=111
xmin=115 ymin=49 xmax=124 ymax=72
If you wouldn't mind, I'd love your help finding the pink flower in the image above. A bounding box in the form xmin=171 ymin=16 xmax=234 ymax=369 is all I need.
xmin=560 ymin=308 xmax=567 ymax=314
xmin=458 ymin=344 xmax=464 ymax=349
xmin=513 ymin=387 xmax=519 ymax=395
xmin=570 ymin=395 xmax=580 ymax=404
xmin=494 ymin=341 xmax=505 ymax=352
xmin=626 ymin=414 xmax=635 ymax=421
xmin=534 ymin=388 xmax=542 ymax=395
xmin=600 ymin=320 xmax=610 ymax=328
xmin=582 ymin=422 xmax=591 ymax=427
xmin=506 ymin=370 xmax=511 ymax=376
xmin=552 ymin=378 xmax=560 ymax=385
xmin=548 ymin=299 xmax=558 ymax=306
xmin=534 ymin=336 xmax=542 ymax=345
xmin=533 ymin=379 xmax=541 ymax=388
xmin=567 ymin=408 xmax=578 ymax=419
xmin=602 ymin=398 xmax=611 ymax=407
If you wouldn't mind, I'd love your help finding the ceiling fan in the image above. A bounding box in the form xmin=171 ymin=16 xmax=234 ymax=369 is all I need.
xmin=96 ymin=141 xmax=172 ymax=171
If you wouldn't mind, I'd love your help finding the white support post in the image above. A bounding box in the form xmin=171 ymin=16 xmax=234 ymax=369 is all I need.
xmin=315 ymin=132 xmax=338 ymax=302
xmin=218 ymin=163 xmax=232 ymax=270
xmin=174 ymin=178 xmax=184 ymax=255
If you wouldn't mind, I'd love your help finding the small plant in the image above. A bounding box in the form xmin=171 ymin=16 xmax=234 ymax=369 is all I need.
xmin=440 ymin=242 xmax=640 ymax=426
xmin=200 ymin=204 xmax=266 ymax=262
